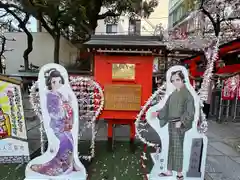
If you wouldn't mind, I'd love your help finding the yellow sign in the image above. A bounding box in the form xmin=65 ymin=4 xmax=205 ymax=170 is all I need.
xmin=104 ymin=84 xmax=141 ymax=111
xmin=112 ymin=63 xmax=135 ymax=80
xmin=0 ymin=77 xmax=27 ymax=139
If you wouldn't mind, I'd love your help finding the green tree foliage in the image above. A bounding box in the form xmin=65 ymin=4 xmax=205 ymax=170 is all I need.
xmin=86 ymin=0 xmax=158 ymax=30
xmin=20 ymin=0 xmax=89 ymax=63
xmin=20 ymin=0 xmax=158 ymax=64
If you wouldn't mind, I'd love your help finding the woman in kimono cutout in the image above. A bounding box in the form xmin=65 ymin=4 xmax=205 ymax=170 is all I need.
xmin=31 ymin=68 xmax=81 ymax=176
xmin=153 ymin=70 xmax=195 ymax=180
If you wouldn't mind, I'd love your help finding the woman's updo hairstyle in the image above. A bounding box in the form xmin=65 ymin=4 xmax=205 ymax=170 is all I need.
xmin=44 ymin=68 xmax=65 ymax=90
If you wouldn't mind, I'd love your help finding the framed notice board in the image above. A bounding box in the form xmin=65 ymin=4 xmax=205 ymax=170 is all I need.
xmin=104 ymin=84 xmax=142 ymax=111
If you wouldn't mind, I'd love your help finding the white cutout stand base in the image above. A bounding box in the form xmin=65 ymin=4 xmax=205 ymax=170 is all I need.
xmin=147 ymin=153 xmax=204 ymax=180
xmin=24 ymin=178 xmax=86 ymax=180
xmin=24 ymin=169 xmax=87 ymax=180
xmin=24 ymin=174 xmax=87 ymax=180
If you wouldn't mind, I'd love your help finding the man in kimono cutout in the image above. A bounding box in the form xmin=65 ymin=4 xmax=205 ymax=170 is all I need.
xmin=154 ymin=70 xmax=195 ymax=180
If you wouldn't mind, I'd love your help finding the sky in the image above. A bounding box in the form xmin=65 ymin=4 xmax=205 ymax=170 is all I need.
xmin=0 ymin=8 xmax=37 ymax=32
xmin=28 ymin=16 xmax=37 ymax=32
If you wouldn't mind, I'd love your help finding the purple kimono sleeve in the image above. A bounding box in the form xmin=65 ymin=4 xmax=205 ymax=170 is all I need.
xmin=46 ymin=93 xmax=64 ymax=120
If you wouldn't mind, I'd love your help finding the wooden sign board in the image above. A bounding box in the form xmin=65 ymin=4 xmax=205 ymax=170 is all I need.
xmin=104 ymin=84 xmax=141 ymax=111
xmin=186 ymin=138 xmax=203 ymax=177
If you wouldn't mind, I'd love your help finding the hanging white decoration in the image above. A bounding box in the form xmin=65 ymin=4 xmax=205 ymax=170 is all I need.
xmin=135 ymin=83 xmax=166 ymax=147
xmin=197 ymin=38 xmax=220 ymax=133
xmin=69 ymin=76 xmax=104 ymax=160
xmin=29 ymin=81 xmax=45 ymax=154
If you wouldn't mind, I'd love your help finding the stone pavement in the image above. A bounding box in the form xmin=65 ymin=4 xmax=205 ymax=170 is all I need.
xmin=205 ymin=121 xmax=240 ymax=180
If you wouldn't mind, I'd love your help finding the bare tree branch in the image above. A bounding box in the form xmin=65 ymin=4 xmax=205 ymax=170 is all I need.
xmin=0 ymin=12 xmax=8 ymax=18
xmin=0 ymin=36 xmax=6 ymax=58
xmin=201 ymin=7 xmax=217 ymax=31
xmin=0 ymin=2 xmax=24 ymax=12
xmin=0 ymin=33 xmax=14 ymax=73
xmin=0 ymin=1 xmax=34 ymax=71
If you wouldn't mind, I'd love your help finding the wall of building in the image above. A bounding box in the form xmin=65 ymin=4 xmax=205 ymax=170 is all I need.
xmin=4 ymin=32 xmax=78 ymax=75
xmin=168 ymin=0 xmax=201 ymax=31
xmin=169 ymin=0 xmax=184 ymax=13
xmin=95 ymin=16 xmax=130 ymax=35
xmin=95 ymin=5 xmax=169 ymax=36
xmin=95 ymin=7 xmax=129 ymax=35
xmin=141 ymin=1 xmax=169 ymax=35
xmin=168 ymin=0 xmax=186 ymax=28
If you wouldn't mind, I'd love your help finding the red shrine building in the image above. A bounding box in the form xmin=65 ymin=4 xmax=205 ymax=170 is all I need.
xmin=182 ymin=38 xmax=240 ymax=122
xmin=182 ymin=38 xmax=240 ymax=79
xmin=84 ymin=35 xmax=166 ymax=150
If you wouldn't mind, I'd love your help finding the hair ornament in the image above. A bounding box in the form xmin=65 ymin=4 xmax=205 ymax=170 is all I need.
xmin=44 ymin=68 xmax=57 ymax=78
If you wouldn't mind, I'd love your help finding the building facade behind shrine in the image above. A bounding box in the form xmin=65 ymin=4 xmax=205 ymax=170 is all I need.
xmin=168 ymin=0 xmax=202 ymax=34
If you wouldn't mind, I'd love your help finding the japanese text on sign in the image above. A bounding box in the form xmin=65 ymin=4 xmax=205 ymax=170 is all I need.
xmin=104 ymin=84 xmax=141 ymax=111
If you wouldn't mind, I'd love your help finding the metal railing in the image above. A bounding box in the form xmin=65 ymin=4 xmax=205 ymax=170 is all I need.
xmin=209 ymin=89 xmax=240 ymax=122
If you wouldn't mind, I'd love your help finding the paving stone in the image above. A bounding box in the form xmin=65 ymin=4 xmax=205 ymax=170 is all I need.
xmin=207 ymin=145 xmax=224 ymax=156
xmin=210 ymin=142 xmax=240 ymax=157
xmin=206 ymin=157 xmax=221 ymax=173
xmin=207 ymin=132 xmax=222 ymax=142
xmin=206 ymin=155 xmax=240 ymax=179
xmin=206 ymin=172 xmax=227 ymax=180
xmin=231 ymin=157 xmax=240 ymax=164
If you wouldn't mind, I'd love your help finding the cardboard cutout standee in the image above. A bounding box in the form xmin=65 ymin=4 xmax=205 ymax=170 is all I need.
xmin=25 ymin=64 xmax=87 ymax=180
xmin=139 ymin=66 xmax=208 ymax=180
xmin=29 ymin=75 xmax=104 ymax=161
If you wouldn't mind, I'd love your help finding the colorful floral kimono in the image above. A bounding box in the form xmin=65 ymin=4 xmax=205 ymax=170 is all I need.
xmin=0 ymin=110 xmax=11 ymax=137
xmin=31 ymin=91 xmax=80 ymax=176
xmin=157 ymin=86 xmax=195 ymax=172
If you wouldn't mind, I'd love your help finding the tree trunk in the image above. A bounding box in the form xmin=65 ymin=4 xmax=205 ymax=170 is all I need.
xmin=88 ymin=0 xmax=103 ymax=33
xmin=53 ymin=30 xmax=60 ymax=64
xmin=23 ymin=29 xmax=33 ymax=70
xmin=89 ymin=19 xmax=98 ymax=34
xmin=0 ymin=57 xmax=2 ymax=74
xmin=215 ymin=14 xmax=221 ymax=37
xmin=0 ymin=36 xmax=6 ymax=74
xmin=1 ymin=5 xmax=33 ymax=71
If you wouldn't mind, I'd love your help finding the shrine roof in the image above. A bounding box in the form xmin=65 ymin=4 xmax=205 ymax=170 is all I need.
xmin=180 ymin=38 xmax=240 ymax=64
xmin=84 ymin=35 xmax=166 ymax=49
